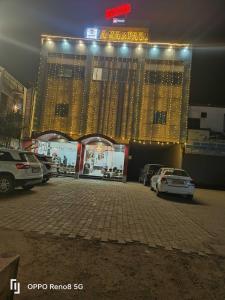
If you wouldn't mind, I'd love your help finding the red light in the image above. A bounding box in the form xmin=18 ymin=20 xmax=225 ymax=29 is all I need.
xmin=161 ymin=177 xmax=168 ymax=184
xmin=16 ymin=163 xmax=30 ymax=170
xmin=105 ymin=4 xmax=132 ymax=20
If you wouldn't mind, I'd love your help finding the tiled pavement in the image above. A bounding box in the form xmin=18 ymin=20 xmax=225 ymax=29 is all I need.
xmin=0 ymin=178 xmax=225 ymax=256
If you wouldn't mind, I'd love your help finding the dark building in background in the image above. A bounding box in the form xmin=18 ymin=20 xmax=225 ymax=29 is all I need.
xmin=0 ymin=66 xmax=27 ymax=148
xmin=183 ymin=105 xmax=225 ymax=187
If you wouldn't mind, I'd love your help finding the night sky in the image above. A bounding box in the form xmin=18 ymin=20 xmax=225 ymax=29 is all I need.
xmin=0 ymin=0 xmax=225 ymax=106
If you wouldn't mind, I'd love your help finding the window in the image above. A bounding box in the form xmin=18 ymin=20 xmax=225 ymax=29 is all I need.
xmin=156 ymin=168 xmax=163 ymax=175
xmin=172 ymin=170 xmax=189 ymax=177
xmin=201 ymin=112 xmax=207 ymax=118
xmin=153 ymin=111 xmax=167 ymax=124
xmin=164 ymin=170 xmax=188 ymax=177
xmin=188 ymin=118 xmax=200 ymax=129
xmin=55 ymin=104 xmax=69 ymax=117
xmin=0 ymin=151 xmax=14 ymax=161
xmin=73 ymin=66 xmax=85 ymax=79
xmin=164 ymin=171 xmax=173 ymax=176
xmin=93 ymin=68 xmax=109 ymax=81
xmin=58 ymin=67 xmax=73 ymax=78
xmin=19 ymin=153 xmax=38 ymax=163
xmin=48 ymin=64 xmax=85 ymax=79
xmin=144 ymin=71 xmax=183 ymax=85
xmin=93 ymin=68 xmax=103 ymax=81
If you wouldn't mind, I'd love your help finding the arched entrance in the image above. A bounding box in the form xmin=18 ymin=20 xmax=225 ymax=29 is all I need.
xmin=78 ymin=134 xmax=128 ymax=180
xmin=24 ymin=131 xmax=78 ymax=176
xmin=23 ymin=132 xmax=129 ymax=181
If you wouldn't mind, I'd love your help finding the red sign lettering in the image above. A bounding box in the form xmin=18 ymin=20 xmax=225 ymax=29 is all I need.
xmin=105 ymin=4 xmax=132 ymax=20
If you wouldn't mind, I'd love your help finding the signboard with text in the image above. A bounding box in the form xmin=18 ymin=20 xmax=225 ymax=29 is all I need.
xmin=99 ymin=27 xmax=149 ymax=42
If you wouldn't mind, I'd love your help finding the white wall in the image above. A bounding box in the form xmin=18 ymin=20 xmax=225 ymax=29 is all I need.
xmin=189 ymin=106 xmax=225 ymax=133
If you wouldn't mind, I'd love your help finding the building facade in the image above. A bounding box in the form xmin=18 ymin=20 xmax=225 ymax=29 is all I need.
xmin=0 ymin=67 xmax=26 ymax=118
xmin=183 ymin=105 xmax=225 ymax=187
xmin=0 ymin=66 xmax=27 ymax=147
xmin=33 ymin=28 xmax=192 ymax=145
xmin=188 ymin=105 xmax=225 ymax=134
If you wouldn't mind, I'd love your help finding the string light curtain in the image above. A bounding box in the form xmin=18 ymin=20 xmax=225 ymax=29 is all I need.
xmin=35 ymin=38 xmax=192 ymax=145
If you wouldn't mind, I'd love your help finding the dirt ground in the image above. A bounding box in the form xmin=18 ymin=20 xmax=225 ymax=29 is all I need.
xmin=0 ymin=229 xmax=225 ymax=300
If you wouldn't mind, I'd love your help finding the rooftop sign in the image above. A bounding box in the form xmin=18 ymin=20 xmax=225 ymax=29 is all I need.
xmin=85 ymin=28 xmax=99 ymax=40
xmin=99 ymin=27 xmax=149 ymax=43
xmin=105 ymin=4 xmax=132 ymax=20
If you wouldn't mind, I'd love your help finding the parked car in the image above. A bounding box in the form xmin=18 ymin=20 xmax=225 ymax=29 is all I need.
xmin=139 ymin=164 xmax=165 ymax=186
xmin=150 ymin=167 xmax=195 ymax=199
xmin=0 ymin=148 xmax=43 ymax=194
xmin=35 ymin=154 xmax=57 ymax=183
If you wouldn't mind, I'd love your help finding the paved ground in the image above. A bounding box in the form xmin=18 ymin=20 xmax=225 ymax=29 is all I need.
xmin=0 ymin=178 xmax=225 ymax=256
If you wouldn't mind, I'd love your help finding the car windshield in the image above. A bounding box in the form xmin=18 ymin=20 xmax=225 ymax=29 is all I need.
xmin=20 ymin=153 xmax=39 ymax=163
xmin=164 ymin=171 xmax=173 ymax=175
xmin=165 ymin=170 xmax=189 ymax=177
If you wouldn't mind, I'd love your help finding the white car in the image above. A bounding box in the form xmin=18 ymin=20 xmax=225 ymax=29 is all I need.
xmin=35 ymin=154 xmax=58 ymax=183
xmin=0 ymin=148 xmax=43 ymax=194
xmin=150 ymin=168 xmax=195 ymax=199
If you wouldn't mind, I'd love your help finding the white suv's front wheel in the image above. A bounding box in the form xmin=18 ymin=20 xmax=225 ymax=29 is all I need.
xmin=0 ymin=175 xmax=14 ymax=194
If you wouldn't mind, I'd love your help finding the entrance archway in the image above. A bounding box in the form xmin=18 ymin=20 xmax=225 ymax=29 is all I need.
xmin=78 ymin=134 xmax=128 ymax=180
xmin=31 ymin=131 xmax=78 ymax=176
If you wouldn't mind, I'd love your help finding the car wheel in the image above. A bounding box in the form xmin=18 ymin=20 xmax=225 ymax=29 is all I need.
xmin=42 ymin=178 xmax=49 ymax=184
xmin=0 ymin=175 xmax=14 ymax=194
xmin=23 ymin=185 xmax=34 ymax=191
xmin=187 ymin=195 xmax=193 ymax=200
xmin=156 ymin=185 xmax=162 ymax=197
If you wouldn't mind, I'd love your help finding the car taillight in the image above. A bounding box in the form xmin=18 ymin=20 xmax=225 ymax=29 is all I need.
xmin=16 ymin=163 xmax=30 ymax=170
xmin=161 ymin=177 xmax=168 ymax=184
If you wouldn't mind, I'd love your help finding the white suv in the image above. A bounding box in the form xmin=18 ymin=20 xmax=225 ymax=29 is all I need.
xmin=0 ymin=148 xmax=43 ymax=194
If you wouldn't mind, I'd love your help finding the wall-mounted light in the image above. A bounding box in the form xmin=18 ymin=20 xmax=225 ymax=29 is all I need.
xmin=12 ymin=104 xmax=19 ymax=113
xmin=62 ymin=39 xmax=70 ymax=50
xmin=180 ymin=46 xmax=190 ymax=59
xmin=150 ymin=45 xmax=160 ymax=57
xmin=120 ymin=43 xmax=129 ymax=55
xmin=76 ymin=40 xmax=86 ymax=53
xmin=45 ymin=38 xmax=55 ymax=49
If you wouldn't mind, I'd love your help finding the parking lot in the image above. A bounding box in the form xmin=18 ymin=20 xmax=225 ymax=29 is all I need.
xmin=0 ymin=178 xmax=225 ymax=256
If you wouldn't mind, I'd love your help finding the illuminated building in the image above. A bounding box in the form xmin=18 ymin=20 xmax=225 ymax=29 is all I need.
xmin=31 ymin=27 xmax=192 ymax=179
xmin=34 ymin=28 xmax=192 ymax=145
